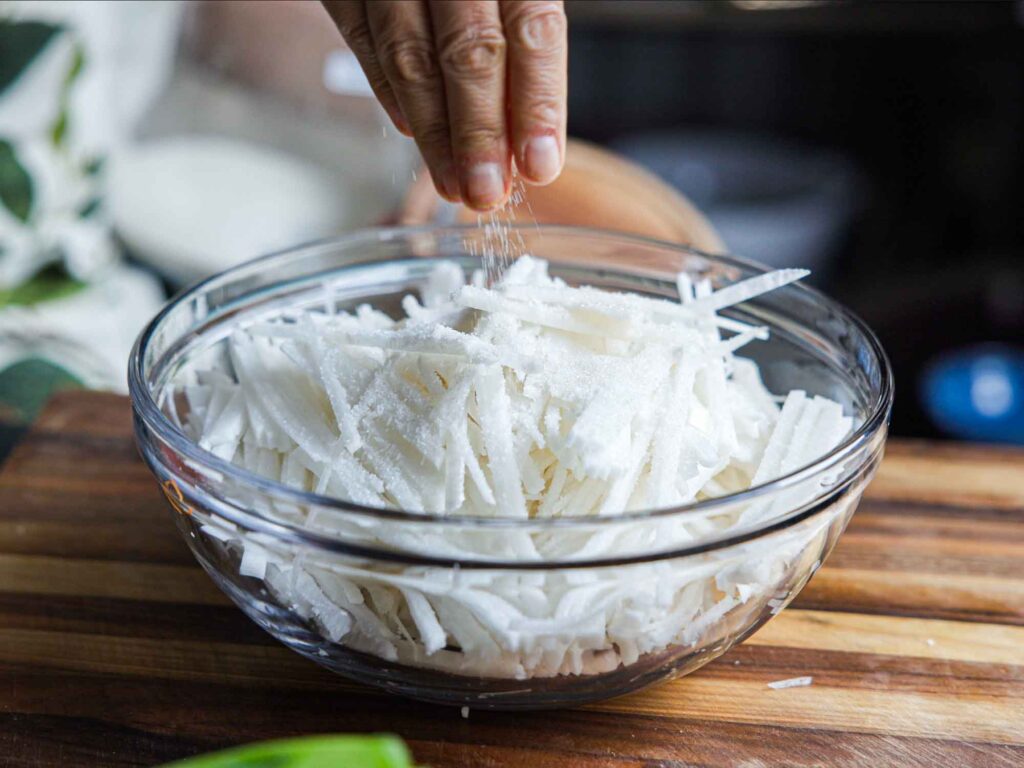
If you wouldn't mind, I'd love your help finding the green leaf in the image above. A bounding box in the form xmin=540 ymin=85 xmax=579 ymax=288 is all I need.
xmin=50 ymin=110 xmax=68 ymax=147
xmin=160 ymin=735 xmax=416 ymax=768
xmin=50 ymin=43 xmax=85 ymax=149
xmin=0 ymin=139 xmax=33 ymax=222
xmin=0 ymin=20 xmax=62 ymax=95
xmin=0 ymin=358 xmax=83 ymax=426
xmin=83 ymin=156 xmax=104 ymax=176
xmin=78 ymin=196 xmax=101 ymax=218
xmin=0 ymin=265 xmax=86 ymax=308
xmin=63 ymin=42 xmax=85 ymax=88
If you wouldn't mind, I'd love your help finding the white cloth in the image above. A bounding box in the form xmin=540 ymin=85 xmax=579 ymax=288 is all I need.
xmin=0 ymin=3 xmax=177 ymax=388
xmin=0 ymin=1 xmax=183 ymax=154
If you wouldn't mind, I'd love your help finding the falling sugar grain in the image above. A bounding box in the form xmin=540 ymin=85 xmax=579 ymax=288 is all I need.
xmin=473 ymin=174 xmax=531 ymax=286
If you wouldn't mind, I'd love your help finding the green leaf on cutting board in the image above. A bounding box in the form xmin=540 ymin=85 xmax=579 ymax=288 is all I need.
xmin=0 ymin=138 xmax=33 ymax=222
xmin=159 ymin=735 xmax=418 ymax=768
xmin=0 ymin=264 xmax=87 ymax=308
xmin=0 ymin=358 xmax=83 ymax=426
xmin=0 ymin=20 xmax=62 ymax=95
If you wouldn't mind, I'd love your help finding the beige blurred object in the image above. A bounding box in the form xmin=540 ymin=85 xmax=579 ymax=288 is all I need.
xmin=183 ymin=0 xmax=378 ymax=123
xmin=399 ymin=139 xmax=725 ymax=253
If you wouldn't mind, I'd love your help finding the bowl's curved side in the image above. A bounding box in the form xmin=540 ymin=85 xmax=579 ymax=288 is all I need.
xmin=155 ymin=450 xmax=876 ymax=708
xmin=128 ymin=224 xmax=892 ymax=708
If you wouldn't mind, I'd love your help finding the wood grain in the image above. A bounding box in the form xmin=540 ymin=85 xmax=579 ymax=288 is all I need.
xmin=867 ymin=440 xmax=1024 ymax=510
xmin=0 ymin=392 xmax=1022 ymax=767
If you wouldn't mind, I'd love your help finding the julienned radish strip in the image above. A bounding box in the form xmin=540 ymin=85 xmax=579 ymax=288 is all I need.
xmin=180 ymin=256 xmax=854 ymax=680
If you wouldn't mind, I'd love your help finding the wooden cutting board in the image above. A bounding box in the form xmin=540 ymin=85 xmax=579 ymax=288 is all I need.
xmin=0 ymin=391 xmax=1021 ymax=767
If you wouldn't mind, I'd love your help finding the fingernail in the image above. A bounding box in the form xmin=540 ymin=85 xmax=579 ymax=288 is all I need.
xmin=438 ymin=173 xmax=461 ymax=203
xmin=465 ymin=163 xmax=505 ymax=209
xmin=446 ymin=168 xmax=463 ymax=201
xmin=525 ymin=135 xmax=560 ymax=184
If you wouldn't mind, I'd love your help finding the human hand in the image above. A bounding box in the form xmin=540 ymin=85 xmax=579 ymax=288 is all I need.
xmin=323 ymin=0 xmax=567 ymax=211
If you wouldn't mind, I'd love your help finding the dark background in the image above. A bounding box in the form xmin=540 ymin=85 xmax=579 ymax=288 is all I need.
xmin=565 ymin=0 xmax=1024 ymax=439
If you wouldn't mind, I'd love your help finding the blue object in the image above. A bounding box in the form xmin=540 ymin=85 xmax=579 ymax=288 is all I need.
xmin=921 ymin=345 xmax=1024 ymax=444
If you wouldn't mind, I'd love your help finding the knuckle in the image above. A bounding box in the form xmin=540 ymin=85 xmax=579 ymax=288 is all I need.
xmin=522 ymin=96 xmax=561 ymax=127
xmin=454 ymin=124 xmax=504 ymax=152
xmin=414 ymin=122 xmax=452 ymax=152
xmin=439 ymin=28 xmax=506 ymax=80
xmin=510 ymin=6 xmax=566 ymax=52
xmin=338 ymin=17 xmax=374 ymax=54
xmin=379 ymin=38 xmax=438 ymax=85
xmin=335 ymin=12 xmax=369 ymax=42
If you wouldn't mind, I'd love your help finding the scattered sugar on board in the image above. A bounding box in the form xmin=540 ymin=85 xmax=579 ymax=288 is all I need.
xmin=767 ymin=676 xmax=814 ymax=690
xmin=180 ymin=255 xmax=857 ymax=680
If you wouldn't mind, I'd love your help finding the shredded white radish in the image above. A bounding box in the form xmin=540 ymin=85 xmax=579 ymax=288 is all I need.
xmin=177 ymin=256 xmax=856 ymax=680
xmin=767 ymin=676 xmax=814 ymax=689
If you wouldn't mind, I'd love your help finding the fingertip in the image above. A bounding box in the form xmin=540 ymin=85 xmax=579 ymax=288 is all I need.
xmin=436 ymin=183 xmax=462 ymax=204
xmin=520 ymin=134 xmax=562 ymax=186
xmin=430 ymin=166 xmax=461 ymax=203
xmin=462 ymin=162 xmax=509 ymax=211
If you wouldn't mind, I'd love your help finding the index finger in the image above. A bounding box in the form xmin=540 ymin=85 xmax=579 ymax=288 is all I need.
xmin=500 ymin=0 xmax=567 ymax=186
xmin=429 ymin=0 xmax=511 ymax=211
xmin=322 ymin=0 xmax=409 ymax=135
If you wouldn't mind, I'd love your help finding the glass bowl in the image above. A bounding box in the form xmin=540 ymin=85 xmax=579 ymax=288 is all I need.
xmin=128 ymin=225 xmax=892 ymax=709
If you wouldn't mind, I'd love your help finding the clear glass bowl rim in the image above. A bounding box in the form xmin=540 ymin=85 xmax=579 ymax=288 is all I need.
xmin=128 ymin=224 xmax=893 ymax=539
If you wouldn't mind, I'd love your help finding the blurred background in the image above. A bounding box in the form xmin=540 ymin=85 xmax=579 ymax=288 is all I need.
xmin=1 ymin=0 xmax=1022 ymax=454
